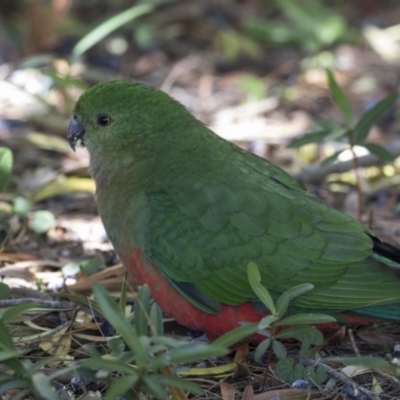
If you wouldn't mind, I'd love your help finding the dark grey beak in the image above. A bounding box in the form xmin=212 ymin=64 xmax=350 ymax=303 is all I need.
xmin=67 ymin=116 xmax=86 ymax=151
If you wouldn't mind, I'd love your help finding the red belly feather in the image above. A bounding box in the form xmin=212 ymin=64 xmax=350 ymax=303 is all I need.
xmin=122 ymin=249 xmax=266 ymax=339
xmin=121 ymin=249 xmax=378 ymax=340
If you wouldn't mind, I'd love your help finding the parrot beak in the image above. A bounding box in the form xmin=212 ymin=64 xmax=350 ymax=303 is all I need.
xmin=67 ymin=116 xmax=86 ymax=151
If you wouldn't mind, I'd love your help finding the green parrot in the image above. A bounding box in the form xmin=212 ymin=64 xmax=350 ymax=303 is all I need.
xmin=68 ymin=80 xmax=400 ymax=339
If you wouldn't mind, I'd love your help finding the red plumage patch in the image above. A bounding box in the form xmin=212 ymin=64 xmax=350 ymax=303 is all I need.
xmin=123 ymin=249 xmax=381 ymax=341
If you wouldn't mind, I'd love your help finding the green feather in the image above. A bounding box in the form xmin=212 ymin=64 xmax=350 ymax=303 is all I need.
xmin=71 ymin=80 xmax=400 ymax=318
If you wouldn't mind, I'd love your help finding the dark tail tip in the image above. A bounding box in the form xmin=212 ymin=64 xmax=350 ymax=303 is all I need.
xmin=371 ymin=235 xmax=400 ymax=264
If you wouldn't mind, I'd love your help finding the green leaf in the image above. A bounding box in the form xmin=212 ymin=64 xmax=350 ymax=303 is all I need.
xmin=354 ymin=93 xmax=398 ymax=144
xmin=92 ymin=283 xmax=146 ymax=368
xmin=157 ymin=374 xmax=202 ymax=395
xmin=287 ymin=130 xmax=330 ymax=148
xmin=258 ymin=314 xmax=278 ymax=330
xmin=81 ymin=358 xmax=138 ymax=375
xmin=168 ymin=344 xmax=227 ymax=364
xmin=272 ymin=340 xmax=287 ymax=359
xmin=275 ymin=325 xmax=321 ymax=340
xmin=105 ymin=375 xmax=139 ymax=400
xmin=31 ymin=373 xmax=60 ymax=400
xmin=0 ymin=349 xmax=21 ymax=362
xmin=72 ymin=4 xmax=157 ymax=61
xmin=134 ymin=285 xmax=151 ymax=336
xmin=150 ymin=303 xmax=164 ymax=336
xmin=0 ymin=378 xmax=30 ymax=396
xmin=275 ymin=283 xmax=314 ymax=317
xmin=362 ymin=143 xmax=395 ymax=162
xmin=275 ymin=313 xmax=336 ymax=327
xmin=12 ymin=197 xmax=31 ymax=217
xmin=304 ymin=365 xmax=327 ymax=385
xmin=326 ymin=69 xmax=353 ymax=125
xmin=0 ymin=283 xmax=10 ymax=301
xmin=275 ymin=357 xmax=303 ymax=383
xmin=254 ymin=338 xmax=271 ymax=362
xmin=142 ymin=375 xmax=168 ymax=399
xmin=0 ymin=303 xmax=38 ymax=322
xmin=247 ymin=263 xmax=276 ymax=314
xmin=28 ymin=210 xmax=56 ymax=234
xmin=212 ymin=322 xmax=259 ymax=348
xmin=0 ymin=148 xmax=12 ymax=193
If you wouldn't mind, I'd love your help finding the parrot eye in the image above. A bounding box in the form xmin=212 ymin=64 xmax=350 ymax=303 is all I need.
xmin=97 ymin=114 xmax=112 ymax=126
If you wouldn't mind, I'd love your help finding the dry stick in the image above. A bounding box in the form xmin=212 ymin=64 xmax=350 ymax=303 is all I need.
xmin=348 ymin=329 xmax=361 ymax=357
xmin=0 ymin=298 xmax=75 ymax=309
xmin=296 ymin=140 xmax=400 ymax=185
xmin=300 ymin=358 xmax=381 ymax=400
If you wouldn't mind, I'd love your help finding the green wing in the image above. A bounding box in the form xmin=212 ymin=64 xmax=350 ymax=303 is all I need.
xmin=146 ymin=146 xmax=400 ymax=313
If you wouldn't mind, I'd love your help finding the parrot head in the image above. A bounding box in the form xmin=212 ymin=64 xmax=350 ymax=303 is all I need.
xmin=67 ymin=80 xmax=197 ymax=156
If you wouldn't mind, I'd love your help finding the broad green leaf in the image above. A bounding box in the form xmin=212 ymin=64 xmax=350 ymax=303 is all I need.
xmin=275 ymin=313 xmax=336 ymax=327
xmin=247 ymin=263 xmax=276 ymax=314
xmin=304 ymin=365 xmax=328 ymax=384
xmin=72 ymin=4 xmax=157 ymax=61
xmin=0 ymin=148 xmax=12 ymax=193
xmin=254 ymin=338 xmax=271 ymax=362
xmin=212 ymin=323 xmax=259 ymax=348
xmin=287 ymin=130 xmax=330 ymax=148
xmin=275 ymin=283 xmax=314 ymax=317
xmin=354 ymin=93 xmax=398 ymax=144
xmin=326 ymin=69 xmax=353 ymax=125
xmin=275 ymin=357 xmax=303 ymax=383
xmin=362 ymin=143 xmax=395 ymax=162
xmin=272 ymin=340 xmax=287 ymax=359
xmin=134 ymin=285 xmax=151 ymax=336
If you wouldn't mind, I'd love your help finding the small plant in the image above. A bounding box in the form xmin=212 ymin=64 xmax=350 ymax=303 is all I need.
xmin=0 ymin=302 xmax=71 ymax=400
xmin=288 ymin=69 xmax=398 ymax=219
xmin=0 ymin=284 xmax=228 ymax=399
xmin=78 ymin=284 xmax=228 ymax=399
xmin=214 ymin=263 xmax=335 ymax=384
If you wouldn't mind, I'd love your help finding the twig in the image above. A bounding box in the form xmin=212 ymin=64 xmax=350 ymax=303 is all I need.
xmin=348 ymin=329 xmax=361 ymax=357
xmin=0 ymin=298 xmax=75 ymax=309
xmin=296 ymin=140 xmax=400 ymax=184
